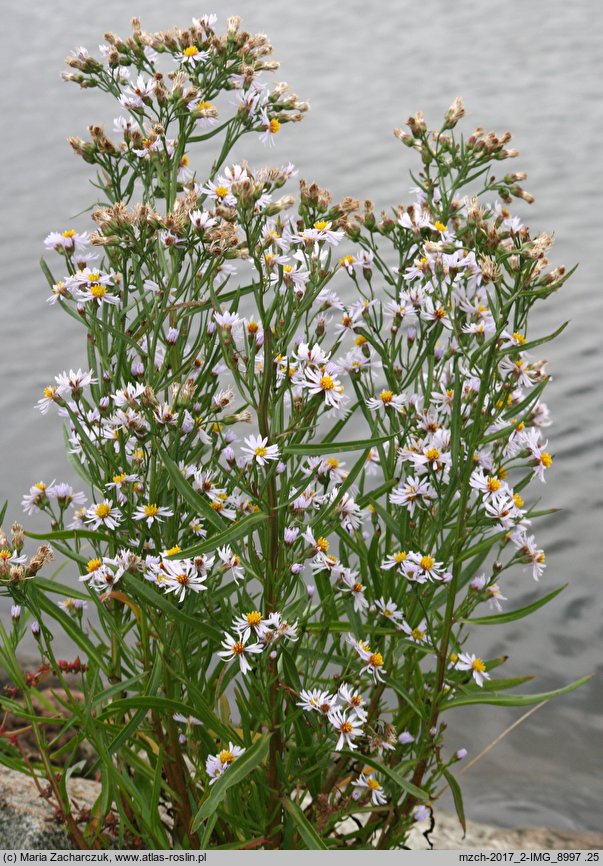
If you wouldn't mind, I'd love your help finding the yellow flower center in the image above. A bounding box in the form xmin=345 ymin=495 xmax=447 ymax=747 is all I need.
xmin=512 ymin=331 xmax=526 ymax=345
xmin=487 ymin=477 xmax=501 ymax=492
xmin=340 ymin=255 xmax=355 ymax=267
xmin=112 ymin=473 xmax=127 ymax=484
xmin=90 ymin=283 xmax=106 ymax=298
xmin=255 ymin=446 xmax=267 ymax=457
xmin=393 ymin=551 xmax=407 ymax=563
xmin=62 ymin=229 xmax=76 ymax=238
xmin=232 ymin=641 xmax=245 ymax=655
xmin=44 ymin=386 xmax=57 ymax=398
xmin=425 ymin=447 xmax=440 ymax=462
xmin=215 ymin=185 xmax=229 ymax=198
xmin=434 ymin=220 xmax=447 ymax=232
xmin=219 ymin=749 xmax=235 ymax=765
xmin=246 ymin=611 xmax=262 ymax=626
xmin=268 ymin=118 xmax=281 ymax=133
xmin=540 ymin=452 xmax=553 ymax=467
xmin=352 ymin=582 xmax=364 ymax=593
xmin=183 ymin=46 xmax=199 ymax=57
xmin=144 ymin=504 xmax=160 ymax=517
xmin=0 ymin=550 xmax=12 ymax=561
xmin=380 ymin=390 xmax=394 ymax=404
xmin=355 ymin=335 xmax=367 ymax=346
xmin=314 ymin=220 xmax=329 ymax=230
xmin=513 ymin=493 xmax=524 ymax=508
xmin=411 ymin=627 xmax=426 ymax=642
xmin=34 ymin=482 xmax=46 ymax=492
xmin=340 ymin=721 xmax=353 ymax=734
xmin=247 ymin=320 xmax=259 ymax=333
xmin=95 ymin=503 xmax=111 ymax=518
xmin=165 ymin=545 xmax=181 ymax=556
xmin=420 ymin=555 xmax=434 ymax=571
xmin=176 ymin=574 xmax=189 ymax=585
xmin=180 ymin=155 xmax=189 ymax=167
xmin=434 ymin=306 xmax=447 ymax=319
xmin=471 ymin=658 xmax=487 ymax=673
xmin=367 ymin=778 xmax=381 ymax=791
xmin=316 ymin=537 xmax=329 ymax=553
xmin=369 ymin=652 xmax=383 ymax=668
xmin=320 ymin=374 xmax=335 ymax=391
xmin=196 ymin=100 xmax=215 ymax=111
xmin=87 ymin=559 xmax=102 ymax=572
xmin=326 ymin=458 xmax=340 ymax=469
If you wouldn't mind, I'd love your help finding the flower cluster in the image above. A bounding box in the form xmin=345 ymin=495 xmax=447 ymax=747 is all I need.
xmin=0 ymin=15 xmax=578 ymax=852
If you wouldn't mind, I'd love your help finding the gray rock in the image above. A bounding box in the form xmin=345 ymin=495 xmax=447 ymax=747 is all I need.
xmin=0 ymin=768 xmax=99 ymax=850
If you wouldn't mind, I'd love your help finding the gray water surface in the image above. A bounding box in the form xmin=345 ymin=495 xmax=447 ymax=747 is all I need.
xmin=1 ymin=0 xmax=602 ymax=832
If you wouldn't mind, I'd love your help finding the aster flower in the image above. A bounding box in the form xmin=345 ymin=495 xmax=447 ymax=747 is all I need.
xmin=133 ymin=503 xmax=174 ymax=526
xmin=206 ymin=742 xmax=246 ymax=785
xmin=297 ymin=689 xmax=339 ymax=715
xmin=390 ymin=476 xmax=435 ymax=515
xmin=456 ymin=652 xmax=491 ymax=687
xmin=44 ymin=229 xmax=89 ymax=254
xmin=55 ymin=369 xmax=97 ymax=398
xmin=366 ymin=390 xmax=405 ymax=413
xmin=217 ymin=631 xmax=264 ymax=675
xmin=217 ymin=546 xmax=244 ymax=582
xmin=85 ymin=501 xmax=122 ymax=531
xmin=241 ymin=435 xmax=280 ymax=466
xmin=338 ymin=683 xmax=368 ymax=722
xmin=353 ymin=773 xmax=388 ymax=806
xmin=162 ymin=559 xmax=208 ymax=602
xmin=328 ymin=708 xmax=363 ymax=751
xmin=232 ymin=610 xmax=269 ymax=642
xmin=304 ymin=364 xmax=346 ymax=411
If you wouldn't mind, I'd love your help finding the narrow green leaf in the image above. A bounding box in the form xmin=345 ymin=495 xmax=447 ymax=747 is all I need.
xmin=283 ymin=797 xmax=327 ymax=849
xmin=442 ymin=674 xmax=592 ymax=710
xmin=442 ymin=768 xmax=466 ymax=834
xmin=191 ymin=733 xmax=271 ymax=829
xmin=461 ymin=585 xmax=566 ymax=625
xmin=283 ymin=432 xmax=396 ymax=456
xmin=34 ymin=576 xmax=89 ymax=602
xmin=25 ymin=527 xmax=115 ymax=546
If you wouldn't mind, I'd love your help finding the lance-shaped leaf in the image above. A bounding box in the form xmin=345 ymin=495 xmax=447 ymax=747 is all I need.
xmin=442 ymin=674 xmax=592 ymax=710
xmin=460 ymin=585 xmax=566 ymax=626
xmin=283 ymin=797 xmax=328 ymax=850
xmin=282 ymin=431 xmax=396 ymax=456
